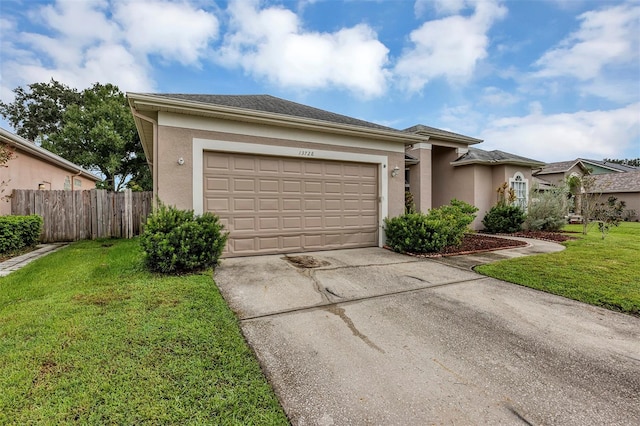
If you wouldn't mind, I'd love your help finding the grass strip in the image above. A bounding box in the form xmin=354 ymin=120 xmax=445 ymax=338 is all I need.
xmin=476 ymin=222 xmax=640 ymax=316
xmin=0 ymin=239 xmax=288 ymax=425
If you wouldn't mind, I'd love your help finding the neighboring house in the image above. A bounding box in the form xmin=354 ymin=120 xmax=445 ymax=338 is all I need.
xmin=127 ymin=93 xmax=544 ymax=257
xmin=533 ymin=158 xmax=637 ymax=187
xmin=590 ymin=171 xmax=640 ymax=221
xmin=534 ymin=158 xmax=639 ymax=221
xmin=0 ymin=127 xmax=100 ymax=215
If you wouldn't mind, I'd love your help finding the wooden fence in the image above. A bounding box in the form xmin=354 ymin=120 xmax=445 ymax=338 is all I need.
xmin=11 ymin=189 xmax=153 ymax=243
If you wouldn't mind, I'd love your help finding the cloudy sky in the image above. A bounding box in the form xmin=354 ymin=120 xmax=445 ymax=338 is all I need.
xmin=1 ymin=0 xmax=638 ymax=162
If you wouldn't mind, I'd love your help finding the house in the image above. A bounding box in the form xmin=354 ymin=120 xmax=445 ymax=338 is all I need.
xmin=590 ymin=171 xmax=640 ymax=221
xmin=0 ymin=128 xmax=100 ymax=215
xmin=127 ymin=93 xmax=543 ymax=257
xmin=534 ymin=159 xmax=639 ymax=221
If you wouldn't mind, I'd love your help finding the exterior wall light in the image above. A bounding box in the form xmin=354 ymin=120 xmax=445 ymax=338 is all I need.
xmin=177 ymin=157 xmax=185 ymax=165
xmin=391 ymin=166 xmax=400 ymax=177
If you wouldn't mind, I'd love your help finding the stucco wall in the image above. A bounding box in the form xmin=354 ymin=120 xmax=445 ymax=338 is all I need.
xmin=407 ymin=145 xmax=432 ymax=213
xmin=431 ymin=146 xmax=476 ymax=208
xmin=155 ymin=117 xmax=407 ymax=227
xmin=0 ymin=150 xmax=97 ymax=215
xmin=594 ymin=192 xmax=640 ymax=222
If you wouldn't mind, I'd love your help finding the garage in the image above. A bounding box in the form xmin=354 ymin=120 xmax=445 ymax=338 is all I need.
xmin=203 ymin=151 xmax=379 ymax=257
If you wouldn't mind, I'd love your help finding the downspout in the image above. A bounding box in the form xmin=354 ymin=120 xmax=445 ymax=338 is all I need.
xmin=70 ymin=170 xmax=82 ymax=190
xmin=130 ymin=109 xmax=158 ymax=206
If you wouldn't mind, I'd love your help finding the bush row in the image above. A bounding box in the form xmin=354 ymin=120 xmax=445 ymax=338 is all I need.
xmin=0 ymin=215 xmax=43 ymax=254
xmin=384 ymin=199 xmax=478 ymax=254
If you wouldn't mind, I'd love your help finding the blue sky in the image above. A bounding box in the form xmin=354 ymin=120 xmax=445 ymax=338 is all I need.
xmin=1 ymin=0 xmax=638 ymax=163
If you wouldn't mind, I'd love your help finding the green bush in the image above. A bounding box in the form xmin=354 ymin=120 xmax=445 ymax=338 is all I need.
xmin=525 ymin=185 xmax=569 ymax=232
xmin=0 ymin=215 xmax=43 ymax=254
xmin=482 ymin=204 xmax=525 ymax=234
xmin=140 ymin=204 xmax=228 ymax=274
xmin=384 ymin=200 xmax=478 ymax=253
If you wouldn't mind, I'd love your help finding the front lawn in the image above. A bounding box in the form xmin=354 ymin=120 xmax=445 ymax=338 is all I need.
xmin=476 ymin=222 xmax=640 ymax=316
xmin=0 ymin=239 xmax=288 ymax=424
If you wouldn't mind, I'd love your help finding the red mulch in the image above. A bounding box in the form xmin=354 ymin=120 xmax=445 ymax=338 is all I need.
xmin=394 ymin=231 xmax=576 ymax=258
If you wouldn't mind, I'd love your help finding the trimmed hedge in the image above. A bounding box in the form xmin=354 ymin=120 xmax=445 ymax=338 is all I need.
xmin=384 ymin=200 xmax=478 ymax=254
xmin=140 ymin=204 xmax=228 ymax=274
xmin=0 ymin=215 xmax=43 ymax=254
xmin=482 ymin=204 xmax=525 ymax=234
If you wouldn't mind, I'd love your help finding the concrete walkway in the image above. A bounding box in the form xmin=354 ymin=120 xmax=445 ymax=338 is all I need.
xmin=0 ymin=243 xmax=67 ymax=277
xmin=215 ymin=238 xmax=640 ymax=425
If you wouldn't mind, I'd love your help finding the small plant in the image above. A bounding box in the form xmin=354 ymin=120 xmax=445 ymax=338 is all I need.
xmin=0 ymin=215 xmax=42 ymax=254
xmin=593 ymin=196 xmax=626 ymax=239
xmin=384 ymin=199 xmax=478 ymax=253
xmin=405 ymin=191 xmax=416 ymax=214
xmin=483 ymin=183 xmax=525 ymax=233
xmin=140 ymin=203 xmax=228 ymax=274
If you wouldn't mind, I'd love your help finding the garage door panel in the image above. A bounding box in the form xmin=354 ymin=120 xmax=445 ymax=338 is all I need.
xmin=204 ymin=151 xmax=378 ymax=256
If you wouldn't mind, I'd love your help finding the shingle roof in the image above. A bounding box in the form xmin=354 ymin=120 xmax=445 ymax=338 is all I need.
xmin=149 ymin=93 xmax=398 ymax=132
xmin=535 ymin=158 xmax=638 ymax=175
xmin=403 ymin=124 xmax=483 ymax=144
xmin=452 ymin=147 xmax=545 ymax=167
xmin=590 ymin=170 xmax=640 ymax=193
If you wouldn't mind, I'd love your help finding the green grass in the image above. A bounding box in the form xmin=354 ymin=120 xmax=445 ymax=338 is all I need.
xmin=476 ymin=222 xmax=640 ymax=316
xmin=0 ymin=239 xmax=288 ymax=425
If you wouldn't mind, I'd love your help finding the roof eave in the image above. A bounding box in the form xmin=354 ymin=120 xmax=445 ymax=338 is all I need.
xmin=451 ymin=159 xmax=546 ymax=168
xmin=0 ymin=128 xmax=101 ymax=182
xmin=127 ymin=93 xmax=427 ymax=144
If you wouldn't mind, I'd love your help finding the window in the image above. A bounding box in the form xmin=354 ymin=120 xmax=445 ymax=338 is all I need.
xmin=509 ymin=172 xmax=528 ymax=210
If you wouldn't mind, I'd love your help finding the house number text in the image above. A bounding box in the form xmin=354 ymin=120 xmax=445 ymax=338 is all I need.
xmin=298 ymin=150 xmax=315 ymax=157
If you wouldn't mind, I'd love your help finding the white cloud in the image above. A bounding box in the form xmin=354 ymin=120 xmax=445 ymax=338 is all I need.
xmin=395 ymin=0 xmax=507 ymax=92
xmin=0 ymin=0 xmax=219 ymax=100
xmin=480 ymin=103 xmax=640 ymax=162
xmin=216 ymin=0 xmax=390 ymax=98
xmin=415 ymin=0 xmax=470 ymax=17
xmin=114 ymin=0 xmax=219 ymax=65
xmin=481 ymin=86 xmax=519 ymax=106
xmin=533 ymin=3 xmax=640 ymax=81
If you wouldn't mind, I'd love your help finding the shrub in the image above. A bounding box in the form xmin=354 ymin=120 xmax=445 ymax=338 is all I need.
xmin=0 ymin=215 xmax=43 ymax=254
xmin=425 ymin=199 xmax=478 ymax=246
xmin=384 ymin=213 xmax=449 ymax=253
xmin=525 ymin=185 xmax=569 ymax=232
xmin=140 ymin=204 xmax=228 ymax=274
xmin=482 ymin=204 xmax=525 ymax=234
xmin=384 ymin=199 xmax=478 ymax=253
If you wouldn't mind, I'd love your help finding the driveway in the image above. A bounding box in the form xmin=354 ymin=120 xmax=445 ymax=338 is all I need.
xmin=215 ymin=244 xmax=640 ymax=425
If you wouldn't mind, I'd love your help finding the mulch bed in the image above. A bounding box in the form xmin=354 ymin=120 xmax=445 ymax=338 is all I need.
xmin=390 ymin=230 xmax=577 ymax=258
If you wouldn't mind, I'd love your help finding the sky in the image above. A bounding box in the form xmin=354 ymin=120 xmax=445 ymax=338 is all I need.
xmin=0 ymin=0 xmax=639 ymax=163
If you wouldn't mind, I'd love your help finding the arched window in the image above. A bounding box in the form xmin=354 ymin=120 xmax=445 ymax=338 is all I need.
xmin=509 ymin=172 xmax=528 ymax=210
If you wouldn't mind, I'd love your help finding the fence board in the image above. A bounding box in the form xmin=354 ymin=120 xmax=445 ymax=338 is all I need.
xmin=10 ymin=189 xmax=153 ymax=243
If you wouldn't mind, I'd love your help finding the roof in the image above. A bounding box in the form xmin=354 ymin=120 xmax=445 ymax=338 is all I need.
xmin=150 ymin=94 xmax=397 ymax=132
xmin=535 ymin=158 xmax=637 ymax=175
xmin=589 ymin=170 xmax=640 ymax=193
xmin=0 ymin=127 xmax=101 ymax=182
xmin=404 ymin=124 xmax=483 ymax=145
xmin=451 ymin=147 xmax=546 ymax=168
xmin=128 ymin=93 xmax=428 ymax=161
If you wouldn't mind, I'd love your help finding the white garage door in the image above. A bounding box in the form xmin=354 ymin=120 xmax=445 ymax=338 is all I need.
xmin=203 ymin=151 xmax=379 ymax=257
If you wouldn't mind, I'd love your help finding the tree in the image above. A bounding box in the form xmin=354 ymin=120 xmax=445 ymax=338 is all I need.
xmin=603 ymin=158 xmax=640 ymax=168
xmin=0 ymin=143 xmax=16 ymax=202
xmin=525 ymin=182 xmax=570 ymax=231
xmin=593 ymin=196 xmax=625 ymax=239
xmin=567 ymin=173 xmax=600 ymax=235
xmin=0 ymin=80 xmax=150 ymax=191
xmin=0 ymin=79 xmax=82 ymax=143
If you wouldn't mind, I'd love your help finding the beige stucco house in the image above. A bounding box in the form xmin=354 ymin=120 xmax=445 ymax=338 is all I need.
xmin=128 ymin=93 xmax=544 ymax=257
xmin=0 ymin=128 xmax=100 ymax=215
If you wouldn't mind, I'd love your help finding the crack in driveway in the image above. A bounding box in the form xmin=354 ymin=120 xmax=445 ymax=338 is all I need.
xmin=324 ymin=305 xmax=385 ymax=353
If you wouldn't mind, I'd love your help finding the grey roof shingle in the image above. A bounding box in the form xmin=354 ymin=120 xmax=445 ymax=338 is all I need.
xmin=148 ymin=93 xmax=399 ymax=132
xmin=590 ymin=170 xmax=640 ymax=193
xmin=535 ymin=158 xmax=638 ymax=175
xmin=452 ymin=147 xmax=545 ymax=167
xmin=403 ymin=124 xmax=483 ymax=143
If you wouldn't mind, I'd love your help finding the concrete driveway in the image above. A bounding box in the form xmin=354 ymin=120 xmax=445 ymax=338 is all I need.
xmin=215 ymin=244 xmax=640 ymax=425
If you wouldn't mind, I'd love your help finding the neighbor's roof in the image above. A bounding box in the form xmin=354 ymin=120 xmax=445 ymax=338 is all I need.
xmin=535 ymin=158 xmax=637 ymax=175
xmin=451 ymin=147 xmax=546 ymax=168
xmin=0 ymin=127 xmax=101 ymax=182
xmin=589 ymin=170 xmax=640 ymax=193
xmin=403 ymin=124 xmax=483 ymax=145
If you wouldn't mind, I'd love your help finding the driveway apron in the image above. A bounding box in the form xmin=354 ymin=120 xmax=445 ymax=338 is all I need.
xmin=215 ymin=247 xmax=640 ymax=425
